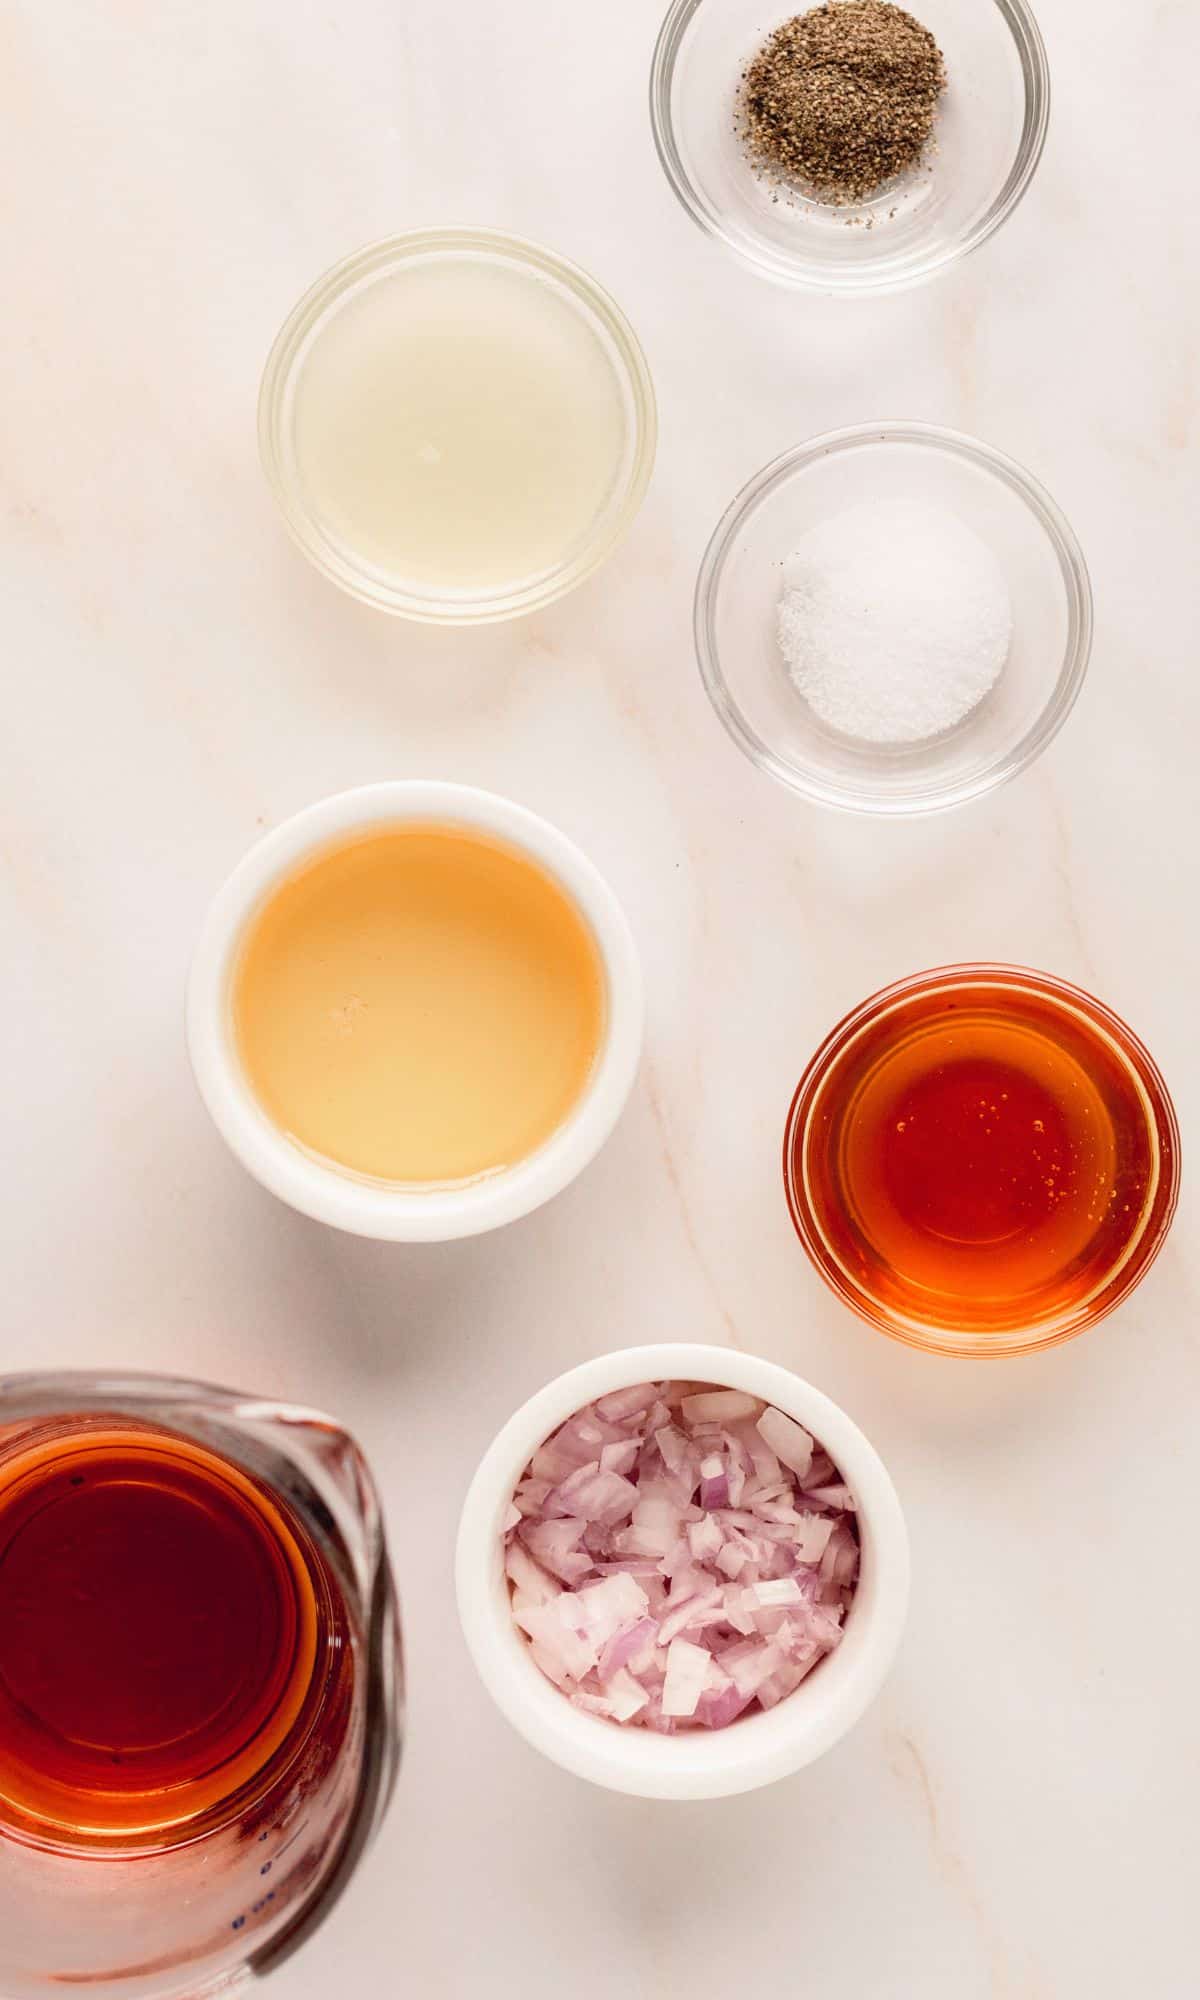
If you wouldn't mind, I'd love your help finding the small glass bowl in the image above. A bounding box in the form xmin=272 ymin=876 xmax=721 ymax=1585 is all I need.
xmin=258 ymin=230 xmax=657 ymax=624
xmin=650 ymin=0 xmax=1049 ymax=293
xmin=783 ymin=966 xmax=1182 ymax=1359
xmin=694 ymin=423 xmax=1092 ymax=816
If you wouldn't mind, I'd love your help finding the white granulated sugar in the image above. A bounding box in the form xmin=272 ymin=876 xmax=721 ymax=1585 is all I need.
xmin=777 ymin=499 xmax=1014 ymax=744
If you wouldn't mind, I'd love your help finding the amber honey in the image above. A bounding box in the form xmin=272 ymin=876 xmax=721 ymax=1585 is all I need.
xmin=785 ymin=968 xmax=1179 ymax=1354
xmin=0 ymin=1421 xmax=350 ymax=1841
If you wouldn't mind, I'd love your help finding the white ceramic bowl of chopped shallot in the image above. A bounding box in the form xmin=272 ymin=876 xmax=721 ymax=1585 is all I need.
xmin=455 ymin=1343 xmax=909 ymax=1798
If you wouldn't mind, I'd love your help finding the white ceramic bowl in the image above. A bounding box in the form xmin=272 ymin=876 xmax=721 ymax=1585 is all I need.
xmin=456 ymin=1343 xmax=909 ymax=1798
xmin=187 ymin=782 xmax=643 ymax=1241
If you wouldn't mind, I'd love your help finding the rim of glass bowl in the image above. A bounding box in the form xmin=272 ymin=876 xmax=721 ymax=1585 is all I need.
xmin=649 ymin=0 xmax=1051 ymax=295
xmin=782 ymin=964 xmax=1183 ymax=1359
xmin=693 ymin=421 xmax=1093 ymax=817
xmin=257 ymin=229 xmax=658 ymax=625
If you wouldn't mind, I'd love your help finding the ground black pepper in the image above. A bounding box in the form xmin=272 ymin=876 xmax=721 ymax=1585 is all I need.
xmin=739 ymin=1 xmax=946 ymax=206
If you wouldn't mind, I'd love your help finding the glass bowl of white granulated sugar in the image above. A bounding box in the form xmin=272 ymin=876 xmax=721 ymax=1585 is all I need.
xmin=694 ymin=422 xmax=1092 ymax=816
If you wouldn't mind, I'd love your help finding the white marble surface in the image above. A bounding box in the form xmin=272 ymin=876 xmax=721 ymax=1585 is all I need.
xmin=3 ymin=2 xmax=1198 ymax=1994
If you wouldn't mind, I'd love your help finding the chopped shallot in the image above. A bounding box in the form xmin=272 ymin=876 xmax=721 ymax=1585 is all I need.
xmin=680 ymin=1389 xmax=758 ymax=1425
xmin=503 ymin=1380 xmax=858 ymax=1730
xmin=662 ymin=1638 xmax=712 ymax=1717
xmin=755 ymin=1406 xmax=815 ymax=1483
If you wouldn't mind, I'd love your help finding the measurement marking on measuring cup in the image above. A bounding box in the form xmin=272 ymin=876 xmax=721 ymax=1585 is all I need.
xmin=230 ymin=1816 xmax=310 ymax=1927
xmin=232 ymin=1889 xmax=279 ymax=1931
xmin=272 ymin=1819 xmax=309 ymax=1863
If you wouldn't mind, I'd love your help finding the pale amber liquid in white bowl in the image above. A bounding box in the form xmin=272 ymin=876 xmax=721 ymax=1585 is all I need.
xmin=233 ymin=826 xmax=606 ymax=1187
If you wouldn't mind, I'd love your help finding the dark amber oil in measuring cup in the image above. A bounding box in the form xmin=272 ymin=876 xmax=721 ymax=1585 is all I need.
xmin=785 ymin=967 xmax=1180 ymax=1355
xmin=0 ymin=1420 xmax=352 ymax=1842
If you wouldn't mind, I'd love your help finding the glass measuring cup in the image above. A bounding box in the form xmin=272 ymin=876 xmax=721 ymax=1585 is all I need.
xmin=0 ymin=1372 xmax=402 ymax=2000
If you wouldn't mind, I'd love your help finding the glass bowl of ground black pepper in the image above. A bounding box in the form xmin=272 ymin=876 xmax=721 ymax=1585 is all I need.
xmin=694 ymin=423 xmax=1093 ymax=815
xmin=650 ymin=0 xmax=1049 ymax=292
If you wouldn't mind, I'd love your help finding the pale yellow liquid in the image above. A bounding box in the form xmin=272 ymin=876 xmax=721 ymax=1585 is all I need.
xmin=233 ymin=827 xmax=606 ymax=1185
xmin=292 ymin=254 xmax=629 ymax=594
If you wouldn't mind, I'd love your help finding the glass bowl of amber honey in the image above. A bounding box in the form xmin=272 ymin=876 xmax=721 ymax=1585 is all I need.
xmin=783 ymin=966 xmax=1180 ymax=1358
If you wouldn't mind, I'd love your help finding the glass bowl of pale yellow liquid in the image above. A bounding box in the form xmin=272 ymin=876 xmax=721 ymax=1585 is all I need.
xmin=187 ymin=783 xmax=643 ymax=1240
xmin=258 ymin=231 xmax=657 ymax=623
